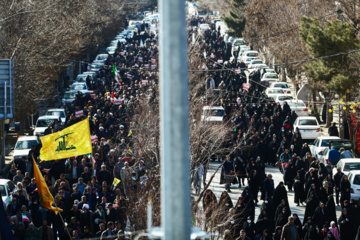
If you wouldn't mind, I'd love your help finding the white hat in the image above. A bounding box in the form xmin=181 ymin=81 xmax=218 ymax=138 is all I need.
xmin=83 ymin=204 xmax=89 ymax=210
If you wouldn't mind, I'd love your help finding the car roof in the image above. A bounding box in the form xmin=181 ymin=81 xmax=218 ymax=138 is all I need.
xmin=47 ymin=108 xmax=65 ymax=112
xmin=315 ymin=136 xmax=341 ymax=140
xmin=296 ymin=116 xmax=317 ymax=120
xmin=349 ymin=170 xmax=360 ymax=174
xmin=37 ymin=115 xmax=60 ymax=120
xmin=203 ymin=106 xmax=225 ymax=110
xmin=0 ymin=179 xmax=11 ymax=184
xmin=17 ymin=136 xmax=38 ymax=141
xmin=339 ymin=158 xmax=360 ymax=163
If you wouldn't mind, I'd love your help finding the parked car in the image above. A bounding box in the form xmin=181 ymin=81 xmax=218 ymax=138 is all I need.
xmin=0 ymin=179 xmax=16 ymax=210
xmin=265 ymin=88 xmax=286 ymax=99
xmin=348 ymin=170 xmax=360 ymax=200
xmin=74 ymin=73 xmax=94 ymax=84
xmin=244 ymin=57 xmax=257 ymax=66
xmin=333 ymin=159 xmax=360 ymax=177
xmin=261 ymin=73 xmax=280 ymax=82
xmin=293 ymin=116 xmax=321 ymax=140
xmin=240 ymin=51 xmax=259 ymax=62
xmin=201 ymin=106 xmax=225 ymax=122
xmin=62 ymin=91 xmax=78 ymax=106
xmin=274 ymin=94 xmax=293 ymax=105
xmin=269 ymin=82 xmax=291 ymax=94
xmin=106 ymin=46 xmax=117 ymax=55
xmin=310 ymin=136 xmax=341 ymax=159
xmin=248 ymin=60 xmax=264 ymax=69
xmin=70 ymin=82 xmax=88 ymax=92
xmin=33 ymin=115 xmax=62 ymax=136
xmin=90 ymin=63 xmax=102 ymax=72
xmin=95 ymin=54 xmax=109 ymax=61
xmin=284 ymin=100 xmax=309 ymax=116
xmin=13 ymin=136 xmax=40 ymax=164
xmin=46 ymin=108 xmax=66 ymax=124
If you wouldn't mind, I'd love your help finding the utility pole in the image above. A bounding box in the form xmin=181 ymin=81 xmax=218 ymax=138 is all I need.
xmin=159 ymin=0 xmax=191 ymax=239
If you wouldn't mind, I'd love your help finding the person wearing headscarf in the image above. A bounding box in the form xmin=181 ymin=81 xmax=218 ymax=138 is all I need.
xmin=340 ymin=175 xmax=351 ymax=208
xmin=248 ymin=169 xmax=261 ymax=204
xmin=328 ymin=221 xmax=339 ymax=240
xmin=326 ymin=195 xmax=337 ymax=225
xmin=273 ymin=182 xmax=288 ymax=208
xmin=303 ymin=191 xmax=319 ymax=225
xmin=303 ymin=223 xmax=320 ymax=240
xmin=302 ymin=217 xmax=315 ymax=239
xmin=218 ymin=191 xmax=234 ymax=222
xmin=260 ymin=197 xmax=274 ymax=222
xmin=241 ymin=187 xmax=255 ymax=221
xmin=203 ymin=189 xmax=217 ymax=228
xmin=324 ymin=231 xmax=337 ymax=240
xmin=275 ymin=207 xmax=290 ymax=228
xmin=293 ymin=170 xmax=305 ymax=206
xmin=293 ymin=213 xmax=302 ymax=235
xmin=338 ymin=208 xmax=356 ymax=239
xmin=261 ymin=229 xmax=272 ymax=240
xmin=274 ymin=199 xmax=290 ymax=224
xmin=284 ymin=159 xmax=296 ymax=192
xmin=312 ymin=202 xmax=329 ymax=230
xmin=272 ymin=226 xmax=282 ymax=240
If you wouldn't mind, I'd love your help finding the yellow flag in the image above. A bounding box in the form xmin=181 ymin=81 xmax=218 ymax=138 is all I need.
xmin=32 ymin=156 xmax=62 ymax=214
xmin=113 ymin=178 xmax=121 ymax=186
xmin=128 ymin=148 xmax=133 ymax=153
xmin=40 ymin=119 xmax=92 ymax=161
xmin=127 ymin=129 xmax=132 ymax=137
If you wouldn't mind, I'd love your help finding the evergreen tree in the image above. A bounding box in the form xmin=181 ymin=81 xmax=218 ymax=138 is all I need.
xmin=299 ymin=17 xmax=360 ymax=94
xmin=223 ymin=0 xmax=246 ymax=37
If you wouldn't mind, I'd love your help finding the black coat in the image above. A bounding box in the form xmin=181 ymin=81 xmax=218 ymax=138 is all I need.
xmin=312 ymin=206 xmax=330 ymax=229
xmin=338 ymin=213 xmax=356 ymax=239
xmin=303 ymin=196 xmax=319 ymax=225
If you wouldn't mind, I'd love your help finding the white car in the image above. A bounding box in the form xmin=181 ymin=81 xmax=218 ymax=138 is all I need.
xmin=333 ymin=159 xmax=360 ymax=177
xmin=33 ymin=115 xmax=62 ymax=136
xmin=269 ymin=82 xmax=291 ymax=94
xmin=310 ymin=136 xmax=341 ymax=159
xmin=248 ymin=60 xmax=264 ymax=69
xmin=0 ymin=179 xmax=16 ymax=210
xmin=90 ymin=64 xmax=102 ymax=72
xmin=260 ymin=79 xmax=278 ymax=88
xmin=265 ymin=88 xmax=286 ymax=99
xmin=243 ymin=57 xmax=257 ymax=66
xmin=284 ymin=100 xmax=309 ymax=116
xmin=274 ymin=94 xmax=293 ymax=105
xmin=13 ymin=136 xmax=40 ymax=164
xmin=293 ymin=116 xmax=321 ymax=140
xmin=201 ymin=106 xmax=225 ymax=122
xmin=241 ymin=51 xmax=259 ymax=62
xmin=46 ymin=108 xmax=66 ymax=124
xmin=106 ymin=46 xmax=117 ymax=55
xmin=95 ymin=54 xmax=109 ymax=61
xmin=261 ymin=73 xmax=280 ymax=82
xmin=232 ymin=39 xmax=245 ymax=47
xmin=74 ymin=73 xmax=94 ymax=83
xmin=199 ymin=24 xmax=210 ymax=32
xmin=348 ymin=170 xmax=360 ymax=200
xmin=70 ymin=82 xmax=88 ymax=92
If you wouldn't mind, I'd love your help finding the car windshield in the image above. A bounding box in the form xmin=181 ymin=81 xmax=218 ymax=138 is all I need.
xmin=0 ymin=185 xmax=5 ymax=196
xmin=70 ymin=84 xmax=86 ymax=90
xmin=343 ymin=163 xmax=360 ymax=172
xmin=204 ymin=109 xmax=225 ymax=116
xmin=64 ymin=92 xmax=76 ymax=99
xmin=15 ymin=140 xmax=38 ymax=150
xmin=266 ymin=74 xmax=279 ymax=79
xmin=330 ymin=140 xmax=352 ymax=149
xmin=274 ymin=84 xmax=288 ymax=88
xmin=298 ymin=119 xmax=317 ymax=125
xmin=247 ymin=53 xmax=258 ymax=56
xmin=36 ymin=119 xmax=55 ymax=127
xmin=278 ymin=96 xmax=293 ymax=101
xmin=47 ymin=111 xmax=65 ymax=118
xmin=268 ymin=89 xmax=284 ymax=94
xmin=288 ymin=102 xmax=306 ymax=107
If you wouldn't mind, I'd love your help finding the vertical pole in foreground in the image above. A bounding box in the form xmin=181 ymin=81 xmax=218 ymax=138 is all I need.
xmin=159 ymin=0 xmax=191 ymax=239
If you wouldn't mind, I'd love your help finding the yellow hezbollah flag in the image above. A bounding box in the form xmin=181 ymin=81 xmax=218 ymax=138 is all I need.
xmin=113 ymin=178 xmax=121 ymax=186
xmin=32 ymin=156 xmax=62 ymax=214
xmin=40 ymin=118 xmax=92 ymax=161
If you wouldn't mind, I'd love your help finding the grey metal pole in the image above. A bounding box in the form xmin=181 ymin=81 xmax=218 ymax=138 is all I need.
xmin=159 ymin=0 xmax=191 ymax=239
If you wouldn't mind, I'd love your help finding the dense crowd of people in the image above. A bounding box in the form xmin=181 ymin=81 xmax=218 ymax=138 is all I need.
xmin=3 ymin=14 xmax=359 ymax=240
xmin=189 ymin=16 xmax=360 ymax=240
xmin=5 ymin=20 xmax=160 ymax=240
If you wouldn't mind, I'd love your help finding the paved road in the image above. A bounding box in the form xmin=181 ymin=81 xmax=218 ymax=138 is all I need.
xmin=201 ymin=161 xmax=342 ymax=223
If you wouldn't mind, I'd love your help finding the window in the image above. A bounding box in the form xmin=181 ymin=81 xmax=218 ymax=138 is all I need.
xmin=36 ymin=119 xmax=55 ymax=128
xmin=278 ymin=96 xmax=293 ymax=101
xmin=321 ymin=139 xmax=331 ymax=147
xmin=15 ymin=140 xmax=38 ymax=150
xmin=353 ymin=175 xmax=360 ymax=185
xmin=343 ymin=163 xmax=360 ymax=172
xmin=298 ymin=119 xmax=317 ymax=125
xmin=47 ymin=111 xmax=65 ymax=118
xmin=0 ymin=185 xmax=6 ymax=196
xmin=247 ymin=53 xmax=258 ymax=57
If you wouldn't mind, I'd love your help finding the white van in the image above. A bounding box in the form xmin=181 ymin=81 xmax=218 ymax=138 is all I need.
xmin=201 ymin=106 xmax=225 ymax=122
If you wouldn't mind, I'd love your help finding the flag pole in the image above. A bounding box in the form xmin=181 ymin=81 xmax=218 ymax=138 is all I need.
xmin=54 ymin=203 xmax=72 ymax=239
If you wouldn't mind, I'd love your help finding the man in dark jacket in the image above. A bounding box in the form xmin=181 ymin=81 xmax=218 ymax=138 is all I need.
xmin=328 ymin=122 xmax=339 ymax=136
xmin=222 ymin=156 xmax=234 ymax=192
xmin=281 ymin=216 xmax=300 ymax=240
xmin=263 ymin=174 xmax=275 ymax=198
xmin=334 ymin=167 xmax=344 ymax=205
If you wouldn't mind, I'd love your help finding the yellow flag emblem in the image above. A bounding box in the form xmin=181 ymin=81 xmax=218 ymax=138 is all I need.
xmin=113 ymin=178 xmax=121 ymax=186
xmin=40 ymin=119 xmax=92 ymax=161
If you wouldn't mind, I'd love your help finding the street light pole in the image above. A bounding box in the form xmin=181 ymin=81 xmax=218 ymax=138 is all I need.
xmin=159 ymin=0 xmax=191 ymax=240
